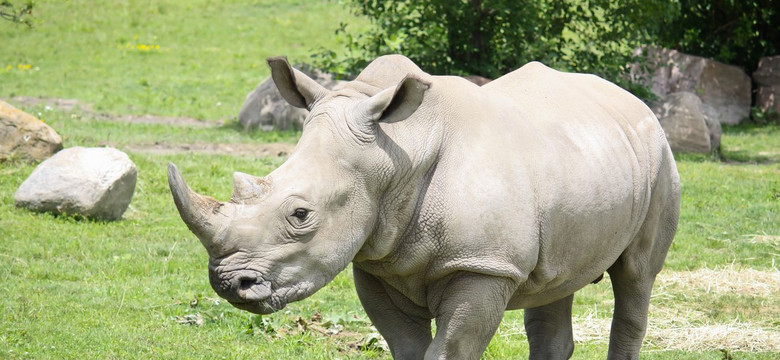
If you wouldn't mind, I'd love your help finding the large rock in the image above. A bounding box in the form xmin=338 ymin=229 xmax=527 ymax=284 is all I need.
xmin=0 ymin=99 xmax=63 ymax=162
xmin=633 ymin=47 xmax=751 ymax=125
xmin=14 ymin=147 xmax=137 ymax=220
xmin=653 ymin=91 xmax=722 ymax=153
xmin=753 ymin=55 xmax=780 ymax=115
xmin=239 ymin=67 xmax=344 ymax=131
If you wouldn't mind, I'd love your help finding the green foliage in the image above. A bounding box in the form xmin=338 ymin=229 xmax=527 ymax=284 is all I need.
xmin=312 ymin=0 xmax=677 ymax=93
xmin=0 ymin=0 xmax=35 ymax=27
xmin=658 ymin=0 xmax=780 ymax=74
xmin=749 ymin=106 xmax=780 ymax=126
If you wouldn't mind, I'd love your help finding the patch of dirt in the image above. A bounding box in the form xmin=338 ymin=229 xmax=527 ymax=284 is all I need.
xmin=8 ymin=96 xmax=295 ymax=157
xmin=10 ymin=96 xmax=218 ymax=127
xmin=124 ymin=142 xmax=295 ymax=157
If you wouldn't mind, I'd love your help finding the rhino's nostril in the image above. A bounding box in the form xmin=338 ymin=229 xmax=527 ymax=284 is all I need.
xmin=238 ymin=276 xmax=257 ymax=291
xmin=235 ymin=275 xmax=272 ymax=302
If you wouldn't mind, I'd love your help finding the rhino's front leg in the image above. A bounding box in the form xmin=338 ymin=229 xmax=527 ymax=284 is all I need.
xmin=425 ymin=272 xmax=517 ymax=360
xmin=353 ymin=266 xmax=433 ymax=359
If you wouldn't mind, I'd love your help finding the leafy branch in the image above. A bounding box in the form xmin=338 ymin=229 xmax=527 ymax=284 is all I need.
xmin=0 ymin=1 xmax=36 ymax=27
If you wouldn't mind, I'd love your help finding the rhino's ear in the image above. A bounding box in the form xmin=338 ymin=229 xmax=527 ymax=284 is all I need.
xmin=267 ymin=56 xmax=329 ymax=110
xmin=359 ymin=75 xmax=431 ymax=126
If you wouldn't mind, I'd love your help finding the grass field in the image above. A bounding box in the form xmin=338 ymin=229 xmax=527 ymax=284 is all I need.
xmin=1 ymin=1 xmax=779 ymax=359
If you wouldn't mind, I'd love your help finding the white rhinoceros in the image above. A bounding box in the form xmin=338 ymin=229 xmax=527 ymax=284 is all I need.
xmin=168 ymin=55 xmax=680 ymax=360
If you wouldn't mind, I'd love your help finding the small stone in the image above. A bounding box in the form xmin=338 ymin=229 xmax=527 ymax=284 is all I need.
xmin=0 ymin=99 xmax=63 ymax=162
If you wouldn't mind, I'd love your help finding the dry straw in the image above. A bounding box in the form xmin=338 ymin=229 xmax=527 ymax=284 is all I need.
xmin=570 ymin=264 xmax=779 ymax=352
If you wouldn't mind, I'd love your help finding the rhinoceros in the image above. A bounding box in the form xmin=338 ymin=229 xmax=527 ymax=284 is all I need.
xmin=168 ymin=55 xmax=680 ymax=359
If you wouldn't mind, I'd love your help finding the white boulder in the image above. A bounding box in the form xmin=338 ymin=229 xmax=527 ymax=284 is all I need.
xmin=14 ymin=147 xmax=137 ymax=220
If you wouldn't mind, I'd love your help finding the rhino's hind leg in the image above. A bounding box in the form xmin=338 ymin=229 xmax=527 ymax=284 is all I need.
xmin=524 ymin=294 xmax=574 ymax=360
xmin=606 ymin=165 xmax=679 ymax=360
xmin=606 ymin=220 xmax=675 ymax=359
xmin=605 ymin=266 xmax=655 ymax=360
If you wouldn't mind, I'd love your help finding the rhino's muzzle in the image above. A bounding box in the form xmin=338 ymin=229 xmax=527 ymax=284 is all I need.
xmin=207 ymin=268 xmax=285 ymax=314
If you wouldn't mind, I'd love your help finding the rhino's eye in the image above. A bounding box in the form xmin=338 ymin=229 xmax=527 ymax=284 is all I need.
xmin=292 ymin=208 xmax=309 ymax=220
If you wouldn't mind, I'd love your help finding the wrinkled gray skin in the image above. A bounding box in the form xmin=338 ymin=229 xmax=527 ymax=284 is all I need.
xmin=168 ymin=55 xmax=680 ymax=360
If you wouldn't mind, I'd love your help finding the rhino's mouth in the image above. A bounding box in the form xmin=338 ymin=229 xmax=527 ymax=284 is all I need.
xmin=230 ymin=299 xmax=287 ymax=315
xmin=228 ymin=281 xmax=319 ymax=314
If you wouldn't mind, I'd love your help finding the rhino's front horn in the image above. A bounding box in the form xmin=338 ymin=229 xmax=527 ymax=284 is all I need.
xmin=168 ymin=163 xmax=232 ymax=243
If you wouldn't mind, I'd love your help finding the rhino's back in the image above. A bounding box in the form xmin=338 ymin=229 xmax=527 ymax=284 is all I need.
xmin=484 ymin=61 xmax=657 ymax=133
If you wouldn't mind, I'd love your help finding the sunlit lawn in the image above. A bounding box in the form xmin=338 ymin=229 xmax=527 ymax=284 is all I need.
xmin=0 ymin=1 xmax=778 ymax=358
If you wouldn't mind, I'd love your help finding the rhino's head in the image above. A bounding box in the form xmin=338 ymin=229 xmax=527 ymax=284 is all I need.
xmin=168 ymin=56 xmax=431 ymax=314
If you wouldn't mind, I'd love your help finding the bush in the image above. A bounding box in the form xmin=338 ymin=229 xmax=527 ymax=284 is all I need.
xmin=312 ymin=0 xmax=677 ymax=97
xmin=0 ymin=0 xmax=35 ymax=27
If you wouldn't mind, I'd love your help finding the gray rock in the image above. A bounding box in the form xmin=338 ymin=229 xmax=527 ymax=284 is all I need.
xmin=755 ymin=85 xmax=780 ymax=115
xmin=753 ymin=55 xmax=780 ymax=86
xmin=653 ymin=91 xmax=721 ymax=153
xmin=14 ymin=147 xmax=137 ymax=220
xmin=238 ymin=67 xmax=344 ymax=131
xmin=753 ymin=55 xmax=780 ymax=115
xmin=0 ymin=99 xmax=63 ymax=162
xmin=633 ymin=47 xmax=751 ymax=125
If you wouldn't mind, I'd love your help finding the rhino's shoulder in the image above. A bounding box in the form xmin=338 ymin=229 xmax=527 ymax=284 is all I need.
xmin=484 ymin=61 xmax=634 ymax=106
xmin=487 ymin=61 xmax=578 ymax=88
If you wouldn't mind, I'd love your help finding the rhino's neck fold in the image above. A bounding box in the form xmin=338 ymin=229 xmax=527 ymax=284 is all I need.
xmin=354 ymin=86 xmax=449 ymax=262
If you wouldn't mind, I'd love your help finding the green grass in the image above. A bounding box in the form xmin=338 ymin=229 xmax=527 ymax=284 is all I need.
xmin=0 ymin=0 xmax=367 ymax=121
xmin=2 ymin=120 xmax=777 ymax=358
xmin=1 ymin=154 xmax=377 ymax=359
xmin=1 ymin=1 xmax=778 ymax=358
xmin=669 ymin=125 xmax=779 ymax=271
